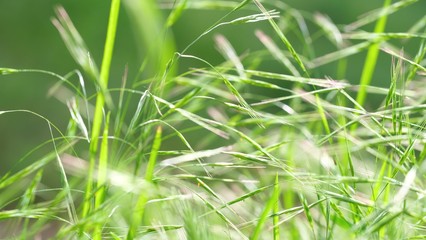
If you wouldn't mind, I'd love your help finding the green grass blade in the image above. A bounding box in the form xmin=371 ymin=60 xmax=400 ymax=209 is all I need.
xmin=93 ymin=112 xmax=111 ymax=240
xmin=201 ymin=185 xmax=271 ymax=216
xmin=345 ymin=0 xmax=419 ymax=31
xmin=255 ymin=30 xmax=301 ymax=77
xmin=273 ymin=174 xmax=280 ymax=240
xmin=18 ymin=169 xmax=43 ymax=239
xmin=253 ymin=0 xmax=308 ymax=75
xmin=145 ymin=126 xmax=162 ymax=182
xmin=215 ymin=34 xmax=247 ymax=78
xmin=355 ymin=0 xmax=392 ymax=108
xmin=166 ymin=0 xmax=188 ymax=27
xmin=193 ymin=191 xmax=248 ymax=239
xmin=127 ymin=126 xmax=162 ymax=239
xmin=123 ymin=0 xmax=176 ymax=96
xmin=82 ymin=0 xmax=121 ymax=219
xmin=299 ymin=193 xmax=316 ymax=239
xmin=176 ymin=54 xmax=263 ymax=124
xmin=310 ymin=41 xmax=373 ymax=68
xmin=251 ymin=174 xmax=281 ymax=240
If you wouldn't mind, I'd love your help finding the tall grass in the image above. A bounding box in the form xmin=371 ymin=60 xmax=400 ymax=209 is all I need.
xmin=1 ymin=0 xmax=426 ymax=239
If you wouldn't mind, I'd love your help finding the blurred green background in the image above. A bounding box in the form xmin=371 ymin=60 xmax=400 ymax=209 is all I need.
xmin=1 ymin=0 xmax=425 ymax=172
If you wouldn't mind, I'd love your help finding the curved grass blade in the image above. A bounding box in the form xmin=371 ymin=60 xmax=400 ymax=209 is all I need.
xmin=253 ymin=0 xmax=308 ymax=75
xmin=166 ymin=0 xmax=188 ymax=28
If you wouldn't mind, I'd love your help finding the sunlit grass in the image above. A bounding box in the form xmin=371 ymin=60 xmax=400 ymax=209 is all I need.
xmin=1 ymin=0 xmax=426 ymax=239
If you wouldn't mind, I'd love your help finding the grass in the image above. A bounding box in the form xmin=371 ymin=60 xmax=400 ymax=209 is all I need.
xmin=1 ymin=0 xmax=426 ymax=239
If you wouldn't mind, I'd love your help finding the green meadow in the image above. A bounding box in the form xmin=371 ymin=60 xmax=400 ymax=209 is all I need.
xmin=1 ymin=0 xmax=426 ymax=239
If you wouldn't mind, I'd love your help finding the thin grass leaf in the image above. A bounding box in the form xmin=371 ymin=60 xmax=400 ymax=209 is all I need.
xmin=0 ymin=67 xmax=18 ymax=75
xmin=51 ymin=6 xmax=99 ymax=79
xmin=362 ymin=210 xmax=404 ymax=235
xmin=166 ymin=0 xmax=188 ymax=27
xmin=123 ymin=0 xmax=176 ymax=96
xmin=324 ymin=200 xmax=331 ymax=240
xmin=17 ymin=171 xmax=42 ymax=210
xmin=381 ymin=47 xmax=426 ymax=72
xmin=196 ymin=178 xmax=243 ymax=225
xmin=113 ymin=66 xmax=129 ymax=140
xmin=160 ymin=146 xmax=232 ymax=166
xmin=93 ymin=112 xmax=111 ymax=239
xmin=0 ymin=208 xmax=60 ymax=220
xmin=169 ymin=1 xmax=248 ymax=11
xmin=246 ymin=69 xmax=348 ymax=88
xmin=215 ymin=34 xmax=246 ymax=79
xmin=250 ymin=176 xmax=280 ymax=240
xmin=344 ymin=32 xmax=426 ymax=40
xmin=310 ymin=41 xmax=373 ymax=68
xmin=196 ymin=69 xmax=295 ymax=92
xmin=127 ymin=90 xmax=149 ymax=134
xmin=253 ymin=0 xmax=308 ymax=75
xmin=345 ymin=0 xmax=419 ymax=32
xmin=224 ymin=152 xmax=274 ymax=165
xmin=178 ymin=53 xmax=263 ymax=126
xmin=408 ymin=15 xmax=426 ymax=35
xmin=321 ymin=190 xmax=373 ymax=207
xmin=273 ymin=174 xmax=280 ymax=240
xmin=201 ymin=185 xmax=271 ymax=217
xmin=1 ymin=68 xmax=85 ymax=97
xmin=289 ymin=8 xmax=315 ymax=60
xmin=60 ymin=153 xmax=152 ymax=193
xmin=145 ymin=126 xmax=162 ymax=182
xmin=153 ymin=84 xmax=229 ymax=139
xmin=67 ymin=98 xmax=89 ymax=141
xmin=0 ymin=110 xmax=74 ymax=190
xmin=253 ymin=87 xmax=344 ymax=107
xmin=138 ymin=119 xmax=211 ymax=175
xmin=407 ymin=37 xmax=426 ymax=82
xmin=355 ymin=0 xmax=392 ymax=109
xmin=18 ymin=169 xmax=44 ymax=239
xmin=314 ymin=13 xmax=343 ymax=48
xmin=392 ymin=168 xmax=417 ymax=205
xmin=177 ymin=2 xmax=278 ymax=66
xmin=51 ymin=6 xmax=114 ymax=109
xmin=329 ymin=201 xmax=352 ymax=229
xmin=193 ymin=191 xmax=248 ymax=240
xmin=110 ymin=232 xmax=121 ymax=240
xmin=163 ymin=174 xmax=258 ymax=184
xmin=299 ymin=193 xmax=316 ymax=239
xmin=255 ymin=30 xmax=301 ymax=76
xmin=49 ymin=122 xmax=78 ymax=226
xmin=127 ymin=126 xmax=162 ymax=239
xmin=82 ymin=0 xmax=120 ymax=220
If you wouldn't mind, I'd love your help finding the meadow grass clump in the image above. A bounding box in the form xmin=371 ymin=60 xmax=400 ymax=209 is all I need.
xmin=1 ymin=0 xmax=426 ymax=239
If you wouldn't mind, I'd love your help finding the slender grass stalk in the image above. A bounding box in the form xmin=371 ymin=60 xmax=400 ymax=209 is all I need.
xmin=355 ymin=0 xmax=392 ymax=108
xmin=251 ymin=175 xmax=281 ymax=240
xmin=273 ymin=174 xmax=280 ymax=240
xmin=18 ymin=169 xmax=43 ymax=240
xmin=300 ymin=193 xmax=316 ymax=239
xmin=127 ymin=126 xmax=162 ymax=239
xmin=166 ymin=0 xmax=188 ymax=28
xmin=82 ymin=0 xmax=121 ymax=220
xmin=93 ymin=112 xmax=111 ymax=240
